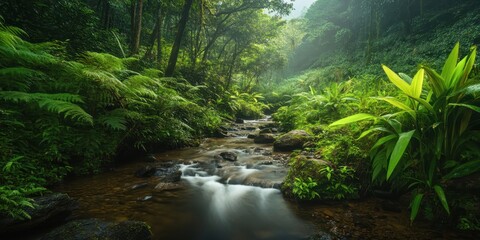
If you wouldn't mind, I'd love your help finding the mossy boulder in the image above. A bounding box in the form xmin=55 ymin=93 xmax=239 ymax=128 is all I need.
xmin=274 ymin=130 xmax=312 ymax=151
xmin=41 ymin=219 xmax=152 ymax=240
xmin=254 ymin=133 xmax=276 ymax=143
xmin=0 ymin=193 xmax=77 ymax=234
xmin=282 ymin=155 xmax=332 ymax=199
xmin=282 ymin=154 xmax=358 ymax=200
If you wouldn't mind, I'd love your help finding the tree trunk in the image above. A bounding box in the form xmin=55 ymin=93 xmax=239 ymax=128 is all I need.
xmin=131 ymin=0 xmax=143 ymax=55
xmin=165 ymin=0 xmax=195 ymax=77
xmin=144 ymin=6 xmax=162 ymax=61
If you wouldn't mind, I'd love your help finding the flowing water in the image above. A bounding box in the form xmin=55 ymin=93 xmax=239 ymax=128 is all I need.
xmin=50 ymin=118 xmax=474 ymax=240
xmin=53 ymin=119 xmax=313 ymax=240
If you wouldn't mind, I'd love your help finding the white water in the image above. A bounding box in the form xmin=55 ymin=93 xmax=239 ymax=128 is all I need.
xmin=179 ymin=164 xmax=311 ymax=240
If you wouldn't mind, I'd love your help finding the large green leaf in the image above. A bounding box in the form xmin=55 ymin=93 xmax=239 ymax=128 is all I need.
xmin=377 ymin=97 xmax=415 ymax=119
xmin=462 ymin=46 xmax=477 ymax=83
xmin=328 ymin=113 xmax=375 ymax=127
xmin=411 ymin=69 xmax=424 ymax=98
xmin=434 ymin=185 xmax=450 ymax=214
xmin=387 ymin=130 xmax=415 ymax=180
xmin=410 ymin=193 xmax=424 ymax=223
xmin=444 ymin=160 xmax=480 ymax=180
xmin=450 ymin=103 xmax=480 ymax=113
xmin=441 ymin=42 xmax=459 ymax=83
xmin=450 ymin=57 xmax=467 ymax=89
xmin=382 ymin=65 xmax=411 ymax=96
xmin=423 ymin=66 xmax=446 ymax=96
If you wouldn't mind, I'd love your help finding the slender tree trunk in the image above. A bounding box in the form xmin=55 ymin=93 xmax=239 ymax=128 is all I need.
xmin=130 ymin=1 xmax=136 ymax=52
xmin=131 ymin=0 xmax=143 ymax=55
xmin=157 ymin=12 xmax=163 ymax=67
xmin=165 ymin=0 xmax=195 ymax=77
xmin=144 ymin=6 xmax=162 ymax=60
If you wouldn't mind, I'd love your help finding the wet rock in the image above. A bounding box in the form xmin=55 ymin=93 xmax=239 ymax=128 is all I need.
xmin=212 ymin=129 xmax=228 ymax=138
xmin=245 ymin=126 xmax=257 ymax=131
xmin=219 ymin=151 xmax=238 ymax=161
xmin=41 ymin=219 xmax=152 ymax=240
xmin=274 ymin=130 xmax=312 ymax=151
xmin=247 ymin=132 xmax=258 ymax=139
xmin=131 ymin=183 xmax=148 ymax=190
xmin=155 ymin=167 xmax=182 ymax=182
xmin=259 ymin=128 xmax=272 ymax=134
xmin=134 ymin=165 xmax=156 ymax=178
xmin=235 ymin=118 xmax=245 ymax=123
xmin=154 ymin=182 xmax=183 ymax=191
xmin=0 ymin=193 xmax=77 ymax=234
xmin=254 ymin=134 xmax=275 ymax=144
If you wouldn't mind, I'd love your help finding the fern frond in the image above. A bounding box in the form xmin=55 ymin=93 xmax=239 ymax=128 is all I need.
xmin=81 ymin=52 xmax=124 ymax=72
xmin=97 ymin=108 xmax=128 ymax=131
xmin=0 ymin=67 xmax=43 ymax=91
xmin=0 ymin=91 xmax=92 ymax=124
xmin=37 ymin=98 xmax=92 ymax=124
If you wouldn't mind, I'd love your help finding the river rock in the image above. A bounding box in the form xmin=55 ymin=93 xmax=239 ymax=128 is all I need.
xmin=259 ymin=128 xmax=272 ymax=134
xmin=219 ymin=151 xmax=238 ymax=161
xmin=154 ymin=182 xmax=183 ymax=191
xmin=0 ymin=193 xmax=77 ymax=234
xmin=254 ymin=134 xmax=275 ymax=144
xmin=41 ymin=219 xmax=152 ymax=240
xmin=273 ymin=130 xmax=312 ymax=151
xmin=247 ymin=133 xmax=258 ymax=139
xmin=155 ymin=167 xmax=182 ymax=182
xmin=235 ymin=118 xmax=245 ymax=123
xmin=134 ymin=165 xmax=156 ymax=178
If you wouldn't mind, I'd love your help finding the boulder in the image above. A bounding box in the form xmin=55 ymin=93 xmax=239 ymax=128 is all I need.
xmin=247 ymin=133 xmax=257 ymax=139
xmin=41 ymin=219 xmax=152 ymax=240
xmin=218 ymin=151 xmax=238 ymax=161
xmin=155 ymin=167 xmax=182 ymax=183
xmin=254 ymin=134 xmax=275 ymax=144
xmin=273 ymin=130 xmax=312 ymax=151
xmin=282 ymin=155 xmax=333 ymax=199
xmin=134 ymin=165 xmax=156 ymax=178
xmin=0 ymin=193 xmax=77 ymax=234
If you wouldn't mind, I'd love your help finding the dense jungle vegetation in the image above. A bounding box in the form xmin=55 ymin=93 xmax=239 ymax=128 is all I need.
xmin=1 ymin=0 xmax=479 ymax=234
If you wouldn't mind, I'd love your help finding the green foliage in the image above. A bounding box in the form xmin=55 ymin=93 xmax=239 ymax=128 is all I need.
xmin=292 ymin=177 xmax=320 ymax=200
xmin=319 ymin=166 xmax=358 ymax=200
xmin=330 ymin=43 xmax=480 ymax=222
xmin=283 ymin=154 xmax=359 ymax=201
xmin=0 ymin=20 xmax=222 ymax=219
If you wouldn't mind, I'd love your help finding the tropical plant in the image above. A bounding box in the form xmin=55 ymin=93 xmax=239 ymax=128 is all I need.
xmin=329 ymin=43 xmax=479 ymax=222
xmin=319 ymin=165 xmax=358 ymax=200
xmin=292 ymin=177 xmax=320 ymax=200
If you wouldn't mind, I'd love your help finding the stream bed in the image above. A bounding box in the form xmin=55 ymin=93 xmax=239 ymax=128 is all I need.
xmin=51 ymin=119 xmax=474 ymax=240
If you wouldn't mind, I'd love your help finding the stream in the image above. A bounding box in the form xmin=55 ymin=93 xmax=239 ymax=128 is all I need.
xmin=50 ymin=118 xmax=474 ymax=240
xmin=53 ymin=118 xmax=313 ymax=240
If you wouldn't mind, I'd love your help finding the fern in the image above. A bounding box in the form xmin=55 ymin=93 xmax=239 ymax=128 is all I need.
xmin=81 ymin=52 xmax=124 ymax=72
xmin=97 ymin=108 xmax=128 ymax=131
xmin=0 ymin=91 xmax=93 ymax=124
xmin=0 ymin=67 xmax=42 ymax=91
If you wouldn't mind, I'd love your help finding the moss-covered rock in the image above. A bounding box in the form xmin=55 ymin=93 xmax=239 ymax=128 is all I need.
xmin=41 ymin=218 xmax=152 ymax=240
xmin=0 ymin=193 xmax=77 ymax=234
xmin=282 ymin=154 xmax=332 ymax=199
xmin=274 ymin=130 xmax=312 ymax=151
xmin=282 ymin=154 xmax=358 ymax=200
